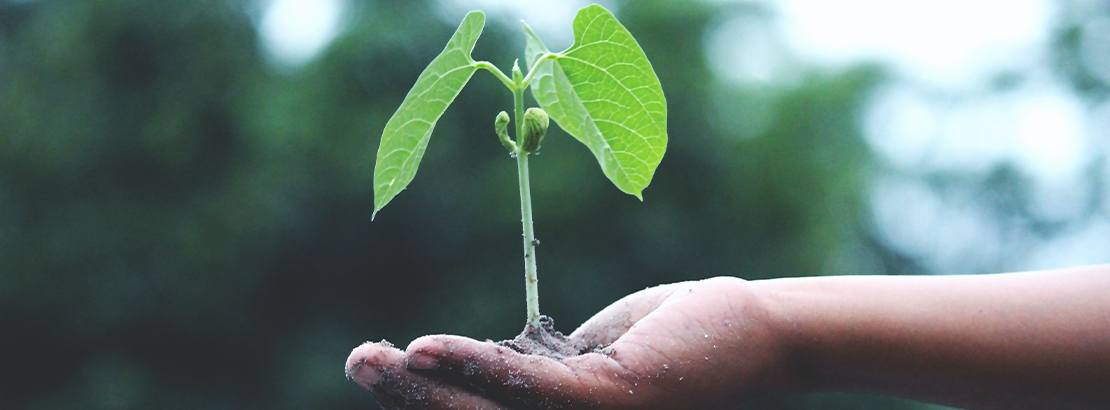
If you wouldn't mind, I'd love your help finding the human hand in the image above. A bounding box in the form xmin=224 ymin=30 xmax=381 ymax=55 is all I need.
xmin=345 ymin=277 xmax=796 ymax=409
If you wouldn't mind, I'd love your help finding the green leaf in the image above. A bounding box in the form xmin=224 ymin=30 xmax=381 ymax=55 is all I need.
xmin=373 ymin=11 xmax=485 ymax=219
xmin=525 ymin=5 xmax=667 ymax=200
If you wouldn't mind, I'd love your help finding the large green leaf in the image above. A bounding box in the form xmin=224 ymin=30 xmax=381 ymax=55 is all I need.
xmin=525 ymin=5 xmax=667 ymax=199
xmin=373 ymin=11 xmax=485 ymax=219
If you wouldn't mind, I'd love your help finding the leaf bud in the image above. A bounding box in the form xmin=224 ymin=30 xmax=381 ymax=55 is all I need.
xmin=512 ymin=59 xmax=523 ymax=84
xmin=494 ymin=111 xmax=514 ymax=151
xmin=520 ymin=107 xmax=549 ymax=153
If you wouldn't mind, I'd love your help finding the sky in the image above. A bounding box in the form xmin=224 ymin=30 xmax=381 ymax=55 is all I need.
xmin=255 ymin=0 xmax=1110 ymax=273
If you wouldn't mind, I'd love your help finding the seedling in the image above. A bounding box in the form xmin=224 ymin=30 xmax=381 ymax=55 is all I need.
xmin=372 ymin=4 xmax=667 ymax=331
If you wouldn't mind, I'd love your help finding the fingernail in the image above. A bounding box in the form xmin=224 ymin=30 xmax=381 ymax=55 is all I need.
xmin=345 ymin=359 xmax=381 ymax=389
xmin=407 ymin=352 xmax=439 ymax=370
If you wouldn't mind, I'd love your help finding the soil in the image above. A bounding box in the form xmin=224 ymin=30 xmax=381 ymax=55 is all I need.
xmin=496 ymin=315 xmax=587 ymax=360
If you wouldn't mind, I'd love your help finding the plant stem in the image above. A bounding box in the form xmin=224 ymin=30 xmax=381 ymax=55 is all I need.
xmin=520 ymin=53 xmax=558 ymax=87
xmin=517 ymin=151 xmax=540 ymax=328
xmin=474 ymin=61 xmax=514 ymax=90
xmin=512 ymin=71 xmax=541 ymax=329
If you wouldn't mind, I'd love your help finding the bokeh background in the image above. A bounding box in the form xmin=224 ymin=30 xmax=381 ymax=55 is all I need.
xmin=1 ymin=0 xmax=1108 ymax=408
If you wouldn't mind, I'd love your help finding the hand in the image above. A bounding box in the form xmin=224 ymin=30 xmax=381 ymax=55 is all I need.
xmin=345 ymin=277 xmax=796 ymax=409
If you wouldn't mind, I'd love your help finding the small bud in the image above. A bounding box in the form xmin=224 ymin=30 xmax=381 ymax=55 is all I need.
xmin=495 ymin=111 xmax=509 ymax=134
xmin=512 ymin=59 xmax=523 ymax=84
xmin=519 ymin=107 xmax=549 ymax=152
xmin=494 ymin=111 xmax=514 ymax=151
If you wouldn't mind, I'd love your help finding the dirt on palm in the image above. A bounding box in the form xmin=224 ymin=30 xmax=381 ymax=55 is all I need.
xmin=496 ymin=315 xmax=586 ymax=360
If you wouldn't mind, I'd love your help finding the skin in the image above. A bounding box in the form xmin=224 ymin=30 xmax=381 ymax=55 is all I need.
xmin=346 ymin=265 xmax=1110 ymax=409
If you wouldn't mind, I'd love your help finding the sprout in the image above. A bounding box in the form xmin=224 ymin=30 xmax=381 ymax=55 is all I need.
xmin=519 ymin=107 xmax=549 ymax=153
xmin=495 ymin=111 xmax=514 ymax=151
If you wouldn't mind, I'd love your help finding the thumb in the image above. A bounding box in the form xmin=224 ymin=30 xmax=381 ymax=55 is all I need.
xmin=568 ymin=282 xmax=682 ymax=350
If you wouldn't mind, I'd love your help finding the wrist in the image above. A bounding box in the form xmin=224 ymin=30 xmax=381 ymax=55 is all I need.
xmin=749 ymin=277 xmax=831 ymax=394
xmin=707 ymin=277 xmax=811 ymax=399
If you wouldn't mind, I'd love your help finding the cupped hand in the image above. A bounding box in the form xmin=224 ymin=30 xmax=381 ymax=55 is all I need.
xmin=345 ymin=277 xmax=795 ymax=409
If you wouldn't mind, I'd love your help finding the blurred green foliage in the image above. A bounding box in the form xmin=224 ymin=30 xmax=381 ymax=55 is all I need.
xmin=2 ymin=0 xmax=1073 ymax=409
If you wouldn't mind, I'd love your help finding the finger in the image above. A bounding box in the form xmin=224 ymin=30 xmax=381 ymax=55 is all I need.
xmin=346 ymin=341 xmax=512 ymax=410
xmin=569 ymin=282 xmax=684 ymax=350
xmin=405 ymin=335 xmax=639 ymax=408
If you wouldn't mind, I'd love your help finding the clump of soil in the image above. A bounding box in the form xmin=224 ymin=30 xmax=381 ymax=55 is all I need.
xmin=497 ymin=315 xmax=584 ymax=360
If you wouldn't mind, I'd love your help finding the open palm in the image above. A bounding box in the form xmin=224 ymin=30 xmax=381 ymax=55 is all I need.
xmin=346 ymin=277 xmax=792 ymax=410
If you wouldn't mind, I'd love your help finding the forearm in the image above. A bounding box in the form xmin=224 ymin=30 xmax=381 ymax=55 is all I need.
xmin=756 ymin=265 xmax=1110 ymax=410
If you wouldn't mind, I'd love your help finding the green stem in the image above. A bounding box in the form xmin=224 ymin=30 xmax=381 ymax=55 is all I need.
xmin=520 ymin=53 xmax=559 ymax=88
xmin=517 ymin=151 xmax=540 ymax=328
xmin=513 ymin=71 xmax=541 ymax=329
xmin=475 ymin=61 xmax=515 ymax=91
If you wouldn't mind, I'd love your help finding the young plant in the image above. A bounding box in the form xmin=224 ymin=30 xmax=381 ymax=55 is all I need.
xmin=372 ymin=5 xmax=667 ymax=330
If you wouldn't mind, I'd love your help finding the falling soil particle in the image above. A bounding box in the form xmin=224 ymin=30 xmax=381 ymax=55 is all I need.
xmin=497 ymin=315 xmax=585 ymax=360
